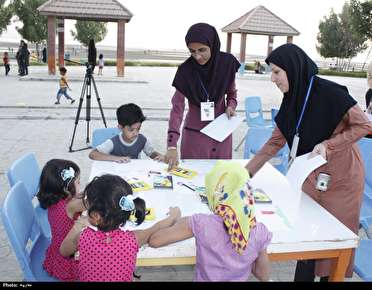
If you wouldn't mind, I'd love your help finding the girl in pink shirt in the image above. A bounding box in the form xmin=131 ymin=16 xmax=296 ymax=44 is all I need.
xmin=149 ymin=161 xmax=272 ymax=281
xmin=60 ymin=174 xmax=181 ymax=282
xmin=37 ymin=159 xmax=87 ymax=281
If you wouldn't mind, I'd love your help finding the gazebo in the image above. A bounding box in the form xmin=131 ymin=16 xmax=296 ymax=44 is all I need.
xmin=37 ymin=0 xmax=133 ymax=77
xmin=222 ymin=5 xmax=300 ymax=64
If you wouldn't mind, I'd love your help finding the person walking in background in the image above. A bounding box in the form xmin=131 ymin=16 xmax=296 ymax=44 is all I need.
xmin=16 ymin=40 xmax=25 ymax=76
xmin=55 ymin=67 xmax=75 ymax=105
xmin=42 ymin=47 xmax=47 ymax=63
xmin=254 ymin=61 xmax=263 ymax=74
xmin=245 ymin=43 xmax=372 ymax=281
xmin=98 ymin=54 xmax=104 ymax=75
xmin=3 ymin=51 xmax=10 ymax=76
xmin=22 ymin=42 xmax=30 ymax=76
xmin=164 ymin=23 xmax=240 ymax=169
xmin=366 ymin=60 xmax=372 ymax=112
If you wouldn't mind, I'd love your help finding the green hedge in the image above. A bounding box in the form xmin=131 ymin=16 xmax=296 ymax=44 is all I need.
xmin=63 ymin=59 xmax=181 ymax=67
xmin=318 ymin=69 xmax=366 ymax=78
xmin=244 ymin=64 xmax=255 ymax=71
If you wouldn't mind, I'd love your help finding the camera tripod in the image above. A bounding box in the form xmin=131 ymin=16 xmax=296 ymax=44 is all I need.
xmin=69 ymin=64 xmax=107 ymax=152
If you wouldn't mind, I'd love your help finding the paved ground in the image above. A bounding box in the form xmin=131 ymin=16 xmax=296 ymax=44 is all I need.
xmin=0 ymin=66 xmax=368 ymax=281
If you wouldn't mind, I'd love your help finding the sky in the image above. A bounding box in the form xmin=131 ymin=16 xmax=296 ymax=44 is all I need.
xmin=1 ymin=0 xmax=371 ymax=62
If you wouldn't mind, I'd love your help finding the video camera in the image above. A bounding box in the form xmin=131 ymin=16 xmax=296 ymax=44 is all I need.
xmin=63 ymin=58 xmax=94 ymax=76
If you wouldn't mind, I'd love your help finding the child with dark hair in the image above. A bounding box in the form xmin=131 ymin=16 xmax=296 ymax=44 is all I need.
xmin=60 ymin=174 xmax=181 ymax=282
xmin=3 ymin=51 xmax=10 ymax=76
xmin=149 ymin=161 xmax=272 ymax=281
xmin=98 ymin=53 xmax=104 ymax=75
xmin=55 ymin=66 xmax=75 ymax=105
xmin=89 ymin=103 xmax=165 ymax=162
xmin=37 ymin=159 xmax=87 ymax=281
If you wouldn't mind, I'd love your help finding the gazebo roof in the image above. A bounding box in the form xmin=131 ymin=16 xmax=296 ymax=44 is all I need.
xmin=222 ymin=5 xmax=299 ymax=36
xmin=38 ymin=0 xmax=133 ymax=22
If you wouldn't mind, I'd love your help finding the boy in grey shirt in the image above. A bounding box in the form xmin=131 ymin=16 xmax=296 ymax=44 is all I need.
xmin=89 ymin=103 xmax=165 ymax=163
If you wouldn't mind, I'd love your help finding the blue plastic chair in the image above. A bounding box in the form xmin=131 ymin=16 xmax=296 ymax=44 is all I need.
xmin=245 ymin=96 xmax=269 ymax=127
xmin=6 ymin=153 xmax=51 ymax=240
xmin=364 ymin=153 xmax=372 ymax=200
xmin=91 ymin=127 xmax=120 ymax=148
xmin=6 ymin=153 xmax=40 ymax=199
xmin=358 ymin=138 xmax=372 ymax=199
xmin=360 ymin=195 xmax=372 ymax=237
xmin=244 ymin=127 xmax=289 ymax=174
xmin=358 ymin=137 xmax=372 ymax=162
xmin=235 ymin=97 xmax=272 ymax=151
xmin=271 ymin=108 xmax=279 ymax=127
xmin=1 ymin=182 xmax=58 ymax=281
xmin=354 ymin=239 xmax=372 ymax=281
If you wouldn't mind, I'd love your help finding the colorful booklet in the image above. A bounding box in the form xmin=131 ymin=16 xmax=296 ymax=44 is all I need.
xmin=127 ymin=178 xmax=152 ymax=192
xmin=168 ymin=167 xmax=197 ymax=179
xmin=253 ymin=188 xmax=272 ymax=204
xmin=153 ymin=175 xmax=174 ymax=189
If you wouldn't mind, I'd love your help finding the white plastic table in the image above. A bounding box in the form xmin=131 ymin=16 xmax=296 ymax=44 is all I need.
xmin=89 ymin=159 xmax=359 ymax=281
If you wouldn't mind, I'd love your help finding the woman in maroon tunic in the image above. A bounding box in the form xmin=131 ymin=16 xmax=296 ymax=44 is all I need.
xmin=164 ymin=23 xmax=240 ymax=169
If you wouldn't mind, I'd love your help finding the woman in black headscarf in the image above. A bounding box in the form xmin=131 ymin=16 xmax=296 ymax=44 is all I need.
xmin=164 ymin=23 xmax=240 ymax=169
xmin=245 ymin=43 xmax=372 ymax=281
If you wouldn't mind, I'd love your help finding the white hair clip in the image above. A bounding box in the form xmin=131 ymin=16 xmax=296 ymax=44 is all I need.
xmin=119 ymin=195 xmax=135 ymax=212
xmin=61 ymin=167 xmax=75 ymax=182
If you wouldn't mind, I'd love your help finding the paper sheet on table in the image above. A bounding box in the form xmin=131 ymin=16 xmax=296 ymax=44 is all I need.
xmin=286 ymin=153 xmax=327 ymax=194
xmin=200 ymin=114 xmax=243 ymax=142
xmin=255 ymin=205 xmax=291 ymax=232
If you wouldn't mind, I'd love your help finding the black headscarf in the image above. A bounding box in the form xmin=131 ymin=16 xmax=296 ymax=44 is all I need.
xmin=172 ymin=23 xmax=240 ymax=106
xmin=265 ymin=43 xmax=356 ymax=156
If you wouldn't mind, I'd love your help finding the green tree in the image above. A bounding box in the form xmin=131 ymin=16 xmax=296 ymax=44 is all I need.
xmin=316 ymin=10 xmax=344 ymax=59
xmin=317 ymin=4 xmax=368 ymax=70
xmin=71 ymin=21 xmax=107 ymax=47
xmin=12 ymin=0 xmax=48 ymax=57
xmin=0 ymin=0 xmax=13 ymax=36
xmin=339 ymin=2 xmax=367 ymax=59
xmin=349 ymin=0 xmax=372 ymax=69
xmin=350 ymin=0 xmax=372 ymax=40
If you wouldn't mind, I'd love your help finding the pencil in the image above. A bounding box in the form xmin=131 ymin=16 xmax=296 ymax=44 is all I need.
xmin=181 ymin=183 xmax=195 ymax=191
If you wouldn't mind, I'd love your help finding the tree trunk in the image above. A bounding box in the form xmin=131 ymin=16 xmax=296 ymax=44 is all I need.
xmin=35 ymin=43 xmax=40 ymax=61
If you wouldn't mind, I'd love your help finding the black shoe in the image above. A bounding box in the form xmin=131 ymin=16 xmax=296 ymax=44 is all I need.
xmin=54 ymin=101 xmax=60 ymax=105
xmin=70 ymin=99 xmax=75 ymax=104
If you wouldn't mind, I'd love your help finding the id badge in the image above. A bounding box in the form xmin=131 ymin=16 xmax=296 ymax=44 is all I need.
xmin=290 ymin=134 xmax=300 ymax=160
xmin=200 ymin=101 xmax=215 ymax=121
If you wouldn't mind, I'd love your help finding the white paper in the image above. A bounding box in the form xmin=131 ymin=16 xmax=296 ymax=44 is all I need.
xmin=366 ymin=112 xmax=372 ymax=122
xmin=255 ymin=204 xmax=291 ymax=232
xmin=286 ymin=153 xmax=327 ymax=194
xmin=200 ymin=114 xmax=243 ymax=142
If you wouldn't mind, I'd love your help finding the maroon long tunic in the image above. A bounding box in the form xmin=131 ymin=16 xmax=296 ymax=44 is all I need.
xmin=167 ymin=81 xmax=237 ymax=159
xmin=246 ymin=104 xmax=372 ymax=277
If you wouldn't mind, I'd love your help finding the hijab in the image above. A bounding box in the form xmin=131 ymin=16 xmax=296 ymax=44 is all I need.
xmin=172 ymin=23 xmax=240 ymax=106
xmin=265 ymin=44 xmax=357 ymax=156
xmin=205 ymin=161 xmax=256 ymax=254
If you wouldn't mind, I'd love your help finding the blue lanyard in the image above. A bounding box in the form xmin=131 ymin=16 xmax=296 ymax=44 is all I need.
xmin=295 ymin=76 xmax=314 ymax=134
xmin=197 ymin=74 xmax=210 ymax=102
